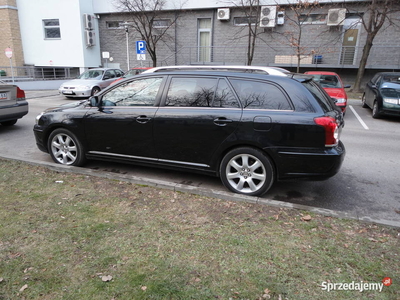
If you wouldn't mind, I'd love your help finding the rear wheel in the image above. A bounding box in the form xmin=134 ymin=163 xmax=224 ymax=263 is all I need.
xmin=1 ymin=120 xmax=17 ymax=126
xmin=220 ymin=147 xmax=274 ymax=196
xmin=48 ymin=128 xmax=86 ymax=166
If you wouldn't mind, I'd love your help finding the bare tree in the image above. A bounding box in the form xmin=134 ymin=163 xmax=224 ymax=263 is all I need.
xmin=272 ymin=0 xmax=321 ymax=73
xmin=115 ymin=0 xmax=180 ymax=67
xmin=351 ymin=0 xmax=400 ymax=92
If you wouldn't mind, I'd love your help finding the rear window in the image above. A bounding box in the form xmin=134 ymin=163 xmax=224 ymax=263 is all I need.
xmin=230 ymin=79 xmax=292 ymax=110
xmin=302 ymin=80 xmax=336 ymax=113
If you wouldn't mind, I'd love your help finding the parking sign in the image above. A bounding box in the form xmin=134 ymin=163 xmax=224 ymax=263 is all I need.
xmin=136 ymin=41 xmax=146 ymax=54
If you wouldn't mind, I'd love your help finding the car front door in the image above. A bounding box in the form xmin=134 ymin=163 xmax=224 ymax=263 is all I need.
xmin=365 ymin=74 xmax=381 ymax=107
xmin=84 ymin=76 xmax=165 ymax=160
xmin=153 ymin=76 xmax=242 ymax=169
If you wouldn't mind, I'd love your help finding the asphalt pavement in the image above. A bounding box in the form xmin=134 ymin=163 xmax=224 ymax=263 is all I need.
xmin=2 ymin=89 xmax=399 ymax=229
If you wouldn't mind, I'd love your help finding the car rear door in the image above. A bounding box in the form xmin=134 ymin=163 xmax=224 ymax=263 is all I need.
xmin=153 ymin=75 xmax=242 ymax=168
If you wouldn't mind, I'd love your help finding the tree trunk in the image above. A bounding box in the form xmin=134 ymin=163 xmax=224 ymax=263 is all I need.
xmin=353 ymin=35 xmax=374 ymax=92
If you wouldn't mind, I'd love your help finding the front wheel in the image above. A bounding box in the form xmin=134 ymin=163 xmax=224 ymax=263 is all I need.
xmin=361 ymin=94 xmax=368 ymax=108
xmin=220 ymin=147 xmax=274 ymax=196
xmin=372 ymin=101 xmax=381 ymax=119
xmin=91 ymin=87 xmax=101 ymax=96
xmin=48 ymin=128 xmax=86 ymax=166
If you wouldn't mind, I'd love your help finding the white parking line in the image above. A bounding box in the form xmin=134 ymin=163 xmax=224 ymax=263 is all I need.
xmin=349 ymin=105 xmax=369 ymax=130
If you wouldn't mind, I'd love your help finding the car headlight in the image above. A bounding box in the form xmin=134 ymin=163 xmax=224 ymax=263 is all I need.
xmin=35 ymin=112 xmax=44 ymax=125
xmin=76 ymin=85 xmax=90 ymax=90
xmin=383 ymin=98 xmax=398 ymax=105
xmin=333 ymin=98 xmax=346 ymax=104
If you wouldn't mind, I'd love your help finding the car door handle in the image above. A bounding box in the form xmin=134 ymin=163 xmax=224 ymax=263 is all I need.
xmin=136 ymin=115 xmax=151 ymax=124
xmin=213 ymin=117 xmax=233 ymax=126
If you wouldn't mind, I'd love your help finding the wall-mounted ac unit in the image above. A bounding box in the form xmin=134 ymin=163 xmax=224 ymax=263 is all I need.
xmin=85 ymin=30 xmax=96 ymax=46
xmin=277 ymin=11 xmax=285 ymax=25
xmin=84 ymin=13 xmax=94 ymax=30
xmin=260 ymin=5 xmax=277 ymax=28
xmin=217 ymin=8 xmax=230 ymax=20
xmin=327 ymin=8 xmax=346 ymax=26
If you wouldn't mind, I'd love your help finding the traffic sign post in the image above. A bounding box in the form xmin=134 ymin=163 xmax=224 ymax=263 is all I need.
xmin=136 ymin=41 xmax=146 ymax=65
xmin=4 ymin=47 xmax=15 ymax=83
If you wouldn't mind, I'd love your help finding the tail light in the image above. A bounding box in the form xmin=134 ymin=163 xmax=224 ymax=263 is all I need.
xmin=16 ymin=87 xmax=25 ymax=101
xmin=314 ymin=116 xmax=339 ymax=147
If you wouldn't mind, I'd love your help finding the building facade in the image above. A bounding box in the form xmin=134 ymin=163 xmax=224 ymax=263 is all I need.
xmin=1 ymin=0 xmax=400 ymax=85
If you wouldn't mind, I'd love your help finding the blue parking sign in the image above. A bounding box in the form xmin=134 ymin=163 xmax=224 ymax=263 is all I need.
xmin=136 ymin=41 xmax=146 ymax=54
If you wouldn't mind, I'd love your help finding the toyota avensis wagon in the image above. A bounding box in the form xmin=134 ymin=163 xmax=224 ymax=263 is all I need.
xmin=34 ymin=69 xmax=345 ymax=196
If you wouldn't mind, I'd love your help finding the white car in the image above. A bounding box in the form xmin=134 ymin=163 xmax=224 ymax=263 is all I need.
xmin=59 ymin=68 xmax=124 ymax=98
xmin=142 ymin=65 xmax=291 ymax=76
xmin=0 ymin=82 xmax=28 ymax=126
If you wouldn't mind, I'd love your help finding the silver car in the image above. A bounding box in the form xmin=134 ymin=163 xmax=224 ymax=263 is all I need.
xmin=59 ymin=68 xmax=124 ymax=98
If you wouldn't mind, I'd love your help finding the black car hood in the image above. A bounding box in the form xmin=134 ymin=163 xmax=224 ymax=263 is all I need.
xmin=44 ymin=100 xmax=88 ymax=112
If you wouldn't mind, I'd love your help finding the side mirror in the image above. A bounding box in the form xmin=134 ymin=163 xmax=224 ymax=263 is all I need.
xmin=103 ymin=75 xmax=110 ymax=80
xmin=89 ymin=96 xmax=100 ymax=107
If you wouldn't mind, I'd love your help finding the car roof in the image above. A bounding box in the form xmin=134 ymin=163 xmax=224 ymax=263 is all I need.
xmin=305 ymin=71 xmax=340 ymax=76
xmin=142 ymin=65 xmax=291 ymax=76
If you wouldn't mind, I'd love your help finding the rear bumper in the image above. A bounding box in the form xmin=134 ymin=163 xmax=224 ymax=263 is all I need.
xmin=0 ymin=101 xmax=28 ymax=122
xmin=271 ymin=141 xmax=346 ymax=181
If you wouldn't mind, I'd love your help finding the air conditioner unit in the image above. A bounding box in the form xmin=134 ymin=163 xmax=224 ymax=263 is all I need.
xmin=260 ymin=5 xmax=277 ymax=28
xmin=85 ymin=30 xmax=96 ymax=46
xmin=217 ymin=8 xmax=230 ymax=20
xmin=327 ymin=8 xmax=346 ymax=26
xmin=84 ymin=13 xmax=94 ymax=30
xmin=277 ymin=11 xmax=285 ymax=25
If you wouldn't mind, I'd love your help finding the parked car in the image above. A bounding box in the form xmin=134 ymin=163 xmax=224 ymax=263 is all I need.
xmin=305 ymin=71 xmax=350 ymax=113
xmin=59 ymin=68 xmax=124 ymax=98
xmin=111 ymin=67 xmax=152 ymax=85
xmin=362 ymin=72 xmax=400 ymax=118
xmin=34 ymin=69 xmax=345 ymax=196
xmin=143 ymin=65 xmax=291 ymax=76
xmin=0 ymin=82 xmax=28 ymax=126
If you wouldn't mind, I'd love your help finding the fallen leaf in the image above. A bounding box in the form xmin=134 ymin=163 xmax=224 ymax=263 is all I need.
xmin=301 ymin=215 xmax=312 ymax=221
xmin=19 ymin=284 xmax=28 ymax=292
xmin=141 ymin=286 xmax=147 ymax=291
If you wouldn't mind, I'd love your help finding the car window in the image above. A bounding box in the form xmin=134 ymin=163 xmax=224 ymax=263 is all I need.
xmin=79 ymin=70 xmax=103 ymax=80
xmin=101 ymin=77 xmax=163 ymax=106
xmin=165 ymin=77 xmax=217 ymax=107
xmin=213 ymin=79 xmax=240 ymax=108
xmin=302 ymin=80 xmax=335 ymax=113
xmin=229 ymin=79 xmax=291 ymax=110
xmin=104 ymin=70 xmax=116 ymax=79
xmin=371 ymin=74 xmax=381 ymax=85
xmin=115 ymin=69 xmax=123 ymax=77
xmin=311 ymin=75 xmax=342 ymax=88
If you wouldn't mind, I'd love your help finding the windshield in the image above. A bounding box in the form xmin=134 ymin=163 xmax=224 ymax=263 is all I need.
xmin=78 ymin=70 xmax=103 ymax=80
xmin=310 ymin=75 xmax=342 ymax=88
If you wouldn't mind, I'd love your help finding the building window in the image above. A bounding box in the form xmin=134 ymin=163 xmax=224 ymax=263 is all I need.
xmin=152 ymin=19 xmax=171 ymax=28
xmin=198 ymin=18 xmax=212 ymax=62
xmin=43 ymin=19 xmax=61 ymax=39
xmin=106 ymin=21 xmax=123 ymax=29
xmin=233 ymin=16 xmax=257 ymax=26
xmin=299 ymin=14 xmax=327 ymax=24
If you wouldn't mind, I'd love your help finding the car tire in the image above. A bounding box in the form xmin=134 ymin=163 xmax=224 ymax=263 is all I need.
xmin=361 ymin=94 xmax=368 ymax=108
xmin=91 ymin=87 xmax=101 ymax=96
xmin=48 ymin=128 xmax=86 ymax=166
xmin=372 ymin=101 xmax=381 ymax=119
xmin=220 ymin=147 xmax=274 ymax=196
xmin=1 ymin=119 xmax=17 ymax=126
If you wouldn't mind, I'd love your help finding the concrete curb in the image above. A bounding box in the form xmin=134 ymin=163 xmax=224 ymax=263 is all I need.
xmin=1 ymin=154 xmax=400 ymax=229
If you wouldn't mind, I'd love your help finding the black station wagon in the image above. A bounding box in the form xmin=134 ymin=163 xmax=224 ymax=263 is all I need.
xmin=34 ymin=70 xmax=345 ymax=196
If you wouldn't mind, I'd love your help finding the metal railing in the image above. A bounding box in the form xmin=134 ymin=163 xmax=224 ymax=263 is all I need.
xmin=0 ymin=66 xmax=79 ymax=81
xmin=157 ymin=45 xmax=400 ymax=69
